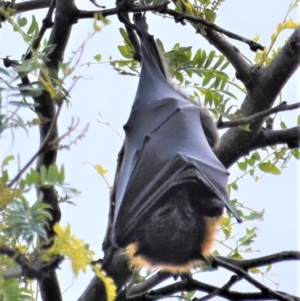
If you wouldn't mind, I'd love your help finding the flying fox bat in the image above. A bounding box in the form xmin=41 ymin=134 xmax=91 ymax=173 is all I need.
xmin=111 ymin=12 xmax=242 ymax=271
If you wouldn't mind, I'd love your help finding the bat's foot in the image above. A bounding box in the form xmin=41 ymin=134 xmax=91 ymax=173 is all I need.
xmin=133 ymin=12 xmax=149 ymax=37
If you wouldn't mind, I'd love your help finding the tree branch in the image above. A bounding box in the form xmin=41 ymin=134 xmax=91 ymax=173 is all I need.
xmin=127 ymin=271 xmax=173 ymax=296
xmin=77 ymin=3 xmax=263 ymax=51
xmin=217 ymin=251 xmax=300 ymax=271
xmin=127 ymin=277 xmax=282 ymax=301
xmin=160 ymin=7 xmax=264 ymax=51
xmin=14 ymin=0 xmax=50 ymax=13
xmin=214 ymin=257 xmax=292 ymax=301
xmin=202 ymin=27 xmax=253 ymax=87
xmin=257 ymin=126 xmax=300 ymax=149
xmin=0 ymin=246 xmax=63 ymax=279
xmin=217 ymin=101 xmax=300 ymax=129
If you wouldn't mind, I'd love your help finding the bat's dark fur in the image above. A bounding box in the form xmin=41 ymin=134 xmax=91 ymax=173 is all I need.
xmin=111 ymin=13 xmax=241 ymax=272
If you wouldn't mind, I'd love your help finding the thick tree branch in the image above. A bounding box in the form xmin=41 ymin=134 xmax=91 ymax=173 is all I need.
xmin=0 ymin=0 xmax=50 ymax=23
xmin=14 ymin=0 xmax=50 ymax=13
xmin=216 ymin=27 xmax=300 ymax=168
xmin=202 ymin=27 xmax=253 ymax=87
xmin=256 ymin=126 xmax=300 ymax=149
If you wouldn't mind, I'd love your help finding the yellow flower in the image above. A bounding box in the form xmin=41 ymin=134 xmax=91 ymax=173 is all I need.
xmin=93 ymin=264 xmax=116 ymax=301
xmin=0 ymin=184 xmax=21 ymax=209
xmin=48 ymin=223 xmax=94 ymax=276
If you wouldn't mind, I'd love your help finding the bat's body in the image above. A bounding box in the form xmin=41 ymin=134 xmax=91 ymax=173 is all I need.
xmin=111 ymin=13 xmax=241 ymax=271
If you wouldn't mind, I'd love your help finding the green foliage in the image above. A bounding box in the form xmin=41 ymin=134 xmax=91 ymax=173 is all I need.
xmin=0 ymin=279 xmax=32 ymax=301
xmin=254 ymin=0 xmax=300 ymax=66
xmin=1 ymin=196 xmax=51 ymax=244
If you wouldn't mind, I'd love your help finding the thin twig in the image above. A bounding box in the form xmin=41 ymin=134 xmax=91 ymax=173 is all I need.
xmin=217 ymin=101 xmax=300 ymax=129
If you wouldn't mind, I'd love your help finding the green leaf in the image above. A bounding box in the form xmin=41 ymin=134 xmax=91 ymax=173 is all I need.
xmin=94 ymin=164 xmax=108 ymax=176
xmin=175 ymin=0 xmax=182 ymax=13
xmin=94 ymin=54 xmax=102 ymax=62
xmin=98 ymin=14 xmax=110 ymax=25
xmin=204 ymin=89 xmax=212 ymax=106
xmin=213 ymin=55 xmax=224 ymax=70
xmin=231 ymin=182 xmax=238 ymax=191
xmin=280 ymin=121 xmax=287 ymax=129
xmin=222 ymin=226 xmax=232 ymax=239
xmin=27 ymin=15 xmax=39 ymax=36
xmin=250 ymin=267 xmax=260 ymax=274
xmin=204 ymin=50 xmax=215 ymax=68
xmin=3 ymin=155 xmax=15 ymax=166
xmin=213 ymin=77 xmax=221 ymax=89
xmin=119 ymin=28 xmax=132 ymax=47
xmin=252 ymin=151 xmax=261 ymax=161
xmin=220 ymin=60 xmax=230 ymax=71
xmin=40 ymin=165 xmax=48 ymax=183
xmin=292 ymin=149 xmax=300 ymax=160
xmin=58 ymin=165 xmax=65 ymax=185
xmin=17 ymin=16 xmax=27 ymax=27
xmin=192 ymin=49 xmax=202 ymax=65
xmin=237 ymin=161 xmax=247 ymax=171
xmin=197 ymin=50 xmax=207 ymax=68
xmin=266 ymin=264 xmax=272 ymax=273
xmin=175 ymin=71 xmax=184 ymax=84
xmin=246 ymin=227 xmax=257 ymax=235
xmin=118 ymin=45 xmax=133 ymax=59
xmin=259 ymin=161 xmax=281 ymax=175
xmin=2 ymin=170 xmax=9 ymax=183
xmin=202 ymin=73 xmax=213 ymax=87
xmin=42 ymin=44 xmax=56 ymax=56
xmin=48 ymin=165 xmax=58 ymax=183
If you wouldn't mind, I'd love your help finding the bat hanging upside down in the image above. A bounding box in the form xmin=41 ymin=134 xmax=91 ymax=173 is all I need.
xmin=110 ymin=12 xmax=242 ymax=272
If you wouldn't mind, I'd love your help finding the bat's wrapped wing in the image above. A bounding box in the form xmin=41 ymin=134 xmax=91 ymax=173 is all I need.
xmin=110 ymin=13 xmax=241 ymax=268
xmin=112 ymin=97 xmax=241 ymax=248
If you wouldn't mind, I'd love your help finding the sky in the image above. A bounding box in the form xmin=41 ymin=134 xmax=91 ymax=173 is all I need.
xmin=0 ymin=0 xmax=299 ymax=300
